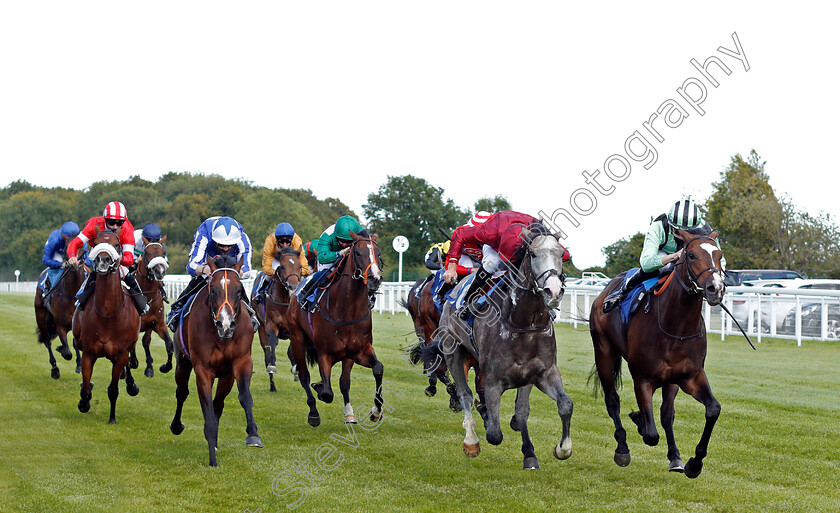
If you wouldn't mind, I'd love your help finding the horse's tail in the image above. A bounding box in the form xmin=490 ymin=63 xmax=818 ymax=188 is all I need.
xmin=421 ymin=339 xmax=445 ymax=370
xmin=304 ymin=341 xmax=319 ymax=368
xmin=403 ymin=339 xmax=424 ymax=366
xmin=35 ymin=314 xmax=57 ymax=344
xmin=586 ymin=357 xmax=622 ymax=396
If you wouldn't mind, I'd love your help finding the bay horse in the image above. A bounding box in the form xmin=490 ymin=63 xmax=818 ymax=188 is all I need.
xmin=589 ymin=228 xmax=725 ymax=478
xmin=287 ymin=231 xmax=385 ymax=427
xmin=252 ymin=246 xmax=303 ymax=392
xmin=440 ymin=225 xmax=573 ymax=469
xmin=169 ymin=253 xmax=262 ymax=467
xmin=35 ymin=263 xmax=86 ymax=379
xmin=72 ymin=229 xmax=141 ymax=423
xmin=402 ymin=276 xmax=482 ymax=413
xmin=130 ymin=236 xmax=174 ymax=378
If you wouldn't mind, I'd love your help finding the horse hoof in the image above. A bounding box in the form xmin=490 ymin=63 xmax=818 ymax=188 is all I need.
xmin=669 ymin=458 xmax=685 ymax=473
xmin=270 ymin=385 xmax=277 ymax=393
xmin=108 ymin=418 xmax=117 ymax=424
xmin=684 ymin=457 xmax=702 ymax=478
xmin=293 ymin=373 xmax=299 ymax=383
xmin=509 ymin=415 xmax=520 ymax=432
xmin=614 ymin=452 xmax=631 ymax=467
xmin=59 ymin=348 xmax=73 ymax=361
xmin=463 ymin=442 xmax=480 ymax=457
xmin=159 ymin=362 xmax=172 ymax=373
xmin=553 ymin=442 xmax=572 ymax=460
xmin=144 ymin=368 xmax=154 ymax=378
xmin=78 ymin=400 xmax=90 ymax=413
xmin=523 ymin=456 xmax=541 ymax=470
xmin=344 ymin=414 xmax=357 ymax=424
xmin=75 ymin=365 xmax=82 ymax=374
xmin=424 ymin=385 xmax=437 ymax=397
xmin=307 ymin=414 xmax=321 ymax=427
xmin=170 ymin=422 xmax=184 ymax=435
xmin=126 ymin=383 xmax=139 ymax=396
xmin=245 ymin=435 xmax=263 ymax=448
xmin=369 ymin=408 xmax=383 ymax=423
xmin=51 ymin=367 xmax=61 ymax=380
xmin=266 ymin=365 xmax=277 ymax=374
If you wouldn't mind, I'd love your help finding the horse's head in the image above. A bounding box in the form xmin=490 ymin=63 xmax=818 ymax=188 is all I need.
xmin=90 ymin=229 xmax=122 ymax=275
xmin=274 ymin=246 xmax=303 ymax=293
xmin=207 ymin=253 xmax=244 ymax=339
xmin=523 ymin=225 xmax=566 ymax=309
xmin=349 ymin=231 xmax=382 ymax=292
xmin=140 ymin=235 xmax=169 ymax=281
xmin=674 ymin=228 xmax=726 ymax=305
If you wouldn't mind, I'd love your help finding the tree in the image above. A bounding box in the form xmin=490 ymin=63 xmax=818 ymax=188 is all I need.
xmin=474 ymin=195 xmax=511 ymax=213
xmin=363 ymin=175 xmax=467 ymax=273
xmin=601 ymin=232 xmax=646 ymax=276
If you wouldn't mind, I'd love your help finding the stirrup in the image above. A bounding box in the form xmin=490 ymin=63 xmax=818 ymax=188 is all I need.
xmin=601 ymin=292 xmax=623 ymax=313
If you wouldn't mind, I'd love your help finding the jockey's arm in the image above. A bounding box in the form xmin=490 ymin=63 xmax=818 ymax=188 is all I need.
xmin=639 ymin=221 xmax=669 ymax=273
xmin=262 ymin=235 xmax=275 ymax=275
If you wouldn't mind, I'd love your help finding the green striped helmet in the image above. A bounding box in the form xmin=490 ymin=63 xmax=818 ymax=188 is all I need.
xmin=667 ymin=200 xmax=701 ymax=230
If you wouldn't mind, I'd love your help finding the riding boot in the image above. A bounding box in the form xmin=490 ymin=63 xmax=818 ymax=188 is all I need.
xmin=456 ymin=267 xmax=492 ymax=319
xmin=240 ymin=288 xmax=260 ymax=332
xmin=159 ymin=283 xmax=169 ymax=303
xmin=435 ymin=281 xmax=455 ymax=305
xmin=124 ymin=273 xmax=149 ymax=315
xmin=75 ymin=273 xmax=97 ymax=310
xmin=167 ymin=275 xmax=206 ymax=331
xmin=602 ymin=269 xmax=656 ymax=313
xmin=42 ymin=278 xmax=51 ymax=299
xmin=298 ymin=272 xmax=322 ymax=312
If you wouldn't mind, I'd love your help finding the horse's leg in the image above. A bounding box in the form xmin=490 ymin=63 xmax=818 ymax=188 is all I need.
xmin=661 ymin=384 xmax=684 ymax=472
xmin=128 ymin=347 xmax=139 ymax=370
xmin=291 ymin=334 xmax=320 ymax=427
xmin=73 ymin=337 xmax=82 ymax=374
xmin=473 ymin=362 xmax=487 ymax=422
xmin=78 ymin=351 xmax=95 ymax=413
xmin=214 ymin=374 xmax=234 ymax=423
xmin=287 ymin=344 xmax=298 ymax=382
xmin=107 ymin=351 xmax=130 ymax=424
xmin=141 ymin=329 xmax=155 ymax=378
xmin=56 ymin=326 xmax=73 ymax=361
xmin=355 ymin=344 xmax=384 ymax=422
xmin=424 ymin=357 xmax=438 ymax=397
xmin=124 ymin=354 xmax=139 ymax=396
xmin=630 ymin=378 xmax=659 ymax=447
xmin=536 ymin=366 xmax=574 ymax=461
xmin=257 ymin=322 xmax=271 ymax=371
xmin=594 ymin=345 xmax=630 ymax=466
xmin=157 ymin=324 xmax=174 ymax=373
xmin=170 ymin=354 xmax=193 ymax=436
xmin=268 ymin=329 xmax=279 ymax=373
xmin=482 ymin=373 xmax=504 ymax=446
xmin=195 ymin=369 xmax=219 ymax=467
xmin=313 ymin=353 xmax=334 ymax=403
xmin=447 ymin=347 xmax=479 ymax=457
xmin=339 ymin=359 xmax=357 ymax=424
xmin=234 ymin=358 xmax=263 ymax=448
xmin=512 ymin=385 xmax=539 ymax=469
xmin=680 ymin=371 xmax=721 ymax=479
xmin=44 ymin=336 xmax=61 ymax=380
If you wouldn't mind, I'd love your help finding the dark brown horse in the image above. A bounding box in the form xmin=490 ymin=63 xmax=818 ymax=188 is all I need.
xmin=287 ymin=231 xmax=385 ymax=426
xmin=130 ymin=237 xmax=174 ymax=378
xmin=35 ymin=263 xmax=85 ymax=379
xmin=402 ymin=276 xmax=483 ymax=413
xmin=589 ymin=229 xmax=726 ymax=478
xmin=252 ymin=246 xmax=303 ymax=392
xmin=72 ymin=229 xmax=141 ymax=423
xmin=169 ymin=254 xmax=262 ymax=467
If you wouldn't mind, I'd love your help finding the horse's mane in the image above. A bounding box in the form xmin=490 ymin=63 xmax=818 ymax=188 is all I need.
xmin=214 ymin=253 xmax=240 ymax=269
xmin=682 ymin=223 xmax=714 ymax=237
xmin=528 ymin=222 xmax=552 ymax=237
xmin=278 ymin=246 xmax=299 ymax=256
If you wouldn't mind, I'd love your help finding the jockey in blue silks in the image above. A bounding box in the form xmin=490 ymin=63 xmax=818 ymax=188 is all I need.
xmin=40 ymin=221 xmax=81 ymax=297
xmin=132 ymin=223 xmax=169 ymax=302
xmin=166 ymin=216 xmax=259 ymax=332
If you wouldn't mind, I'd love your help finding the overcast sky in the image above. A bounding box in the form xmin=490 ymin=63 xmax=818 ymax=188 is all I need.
xmin=2 ymin=2 xmax=837 ymax=269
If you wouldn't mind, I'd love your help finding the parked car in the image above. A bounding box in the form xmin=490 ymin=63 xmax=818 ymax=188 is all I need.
xmin=724 ymin=269 xmax=804 ymax=286
xmin=783 ymin=301 xmax=840 ymax=339
xmin=733 ymin=279 xmax=840 ymax=335
xmin=729 ymin=280 xmax=790 ymax=329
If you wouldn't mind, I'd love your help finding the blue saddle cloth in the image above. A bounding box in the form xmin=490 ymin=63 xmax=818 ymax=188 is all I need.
xmin=619 ymin=268 xmax=661 ymax=325
xmin=294 ymin=269 xmax=330 ymax=307
xmin=429 ymin=270 xmax=447 ymax=312
xmin=251 ymin=272 xmax=268 ymax=298
xmin=445 ymin=273 xmax=505 ymax=326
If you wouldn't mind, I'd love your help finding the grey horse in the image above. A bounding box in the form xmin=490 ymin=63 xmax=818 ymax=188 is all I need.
xmin=438 ymin=226 xmax=573 ymax=469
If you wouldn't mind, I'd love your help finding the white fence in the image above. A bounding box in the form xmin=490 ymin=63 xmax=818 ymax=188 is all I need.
xmin=6 ymin=278 xmax=840 ymax=345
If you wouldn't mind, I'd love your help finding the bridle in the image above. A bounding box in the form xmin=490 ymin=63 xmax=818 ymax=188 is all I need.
xmin=347 ymin=238 xmax=382 ymax=286
xmin=508 ymin=236 xmax=567 ymax=297
xmin=672 ymin=235 xmax=721 ymax=296
xmin=139 ymin=242 xmax=169 ymax=281
xmin=208 ymin=267 xmax=242 ymax=327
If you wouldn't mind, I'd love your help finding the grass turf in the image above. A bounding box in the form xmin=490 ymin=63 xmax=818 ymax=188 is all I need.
xmin=1 ymin=292 xmax=838 ymax=512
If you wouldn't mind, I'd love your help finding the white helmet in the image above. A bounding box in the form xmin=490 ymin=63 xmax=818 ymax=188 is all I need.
xmin=211 ymin=217 xmax=241 ymax=245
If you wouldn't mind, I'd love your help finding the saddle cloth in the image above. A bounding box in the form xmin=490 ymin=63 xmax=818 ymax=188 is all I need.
xmin=619 ymin=268 xmax=662 ymax=325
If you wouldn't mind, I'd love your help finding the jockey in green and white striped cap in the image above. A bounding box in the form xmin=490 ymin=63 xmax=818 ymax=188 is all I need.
xmin=667 ymin=199 xmax=702 ymax=231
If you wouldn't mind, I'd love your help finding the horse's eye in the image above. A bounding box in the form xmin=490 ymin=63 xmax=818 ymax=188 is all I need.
xmin=688 ymin=252 xmax=696 ymax=260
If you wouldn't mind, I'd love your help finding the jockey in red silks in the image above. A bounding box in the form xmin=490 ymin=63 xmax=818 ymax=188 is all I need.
xmin=443 ymin=210 xmax=570 ymax=318
xmin=67 ymin=201 xmax=149 ymax=315
xmin=432 ymin=211 xmax=491 ymax=304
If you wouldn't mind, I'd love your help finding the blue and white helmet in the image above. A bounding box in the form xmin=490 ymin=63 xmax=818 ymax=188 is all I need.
xmin=211 ymin=217 xmax=242 ymax=246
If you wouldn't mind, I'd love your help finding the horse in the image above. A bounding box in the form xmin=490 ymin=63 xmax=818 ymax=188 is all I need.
xmin=169 ymin=253 xmax=262 ymax=467
xmin=129 ymin=236 xmax=174 ymax=378
xmin=34 ymin=263 xmax=86 ymax=379
xmin=286 ymin=231 xmax=385 ymax=427
xmin=588 ymin=228 xmax=726 ymax=478
xmin=440 ymin=225 xmax=573 ymax=470
xmin=402 ymin=276 xmax=482 ymax=413
xmin=252 ymin=246 xmax=303 ymax=392
xmin=72 ymin=229 xmax=141 ymax=423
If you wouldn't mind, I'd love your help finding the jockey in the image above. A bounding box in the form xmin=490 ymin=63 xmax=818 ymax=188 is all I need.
xmin=424 ymin=240 xmax=450 ymax=271
xmin=166 ymin=216 xmax=258 ymax=332
xmin=304 ymin=239 xmax=319 ymax=272
xmin=68 ymin=201 xmax=149 ymax=315
xmin=433 ymin=211 xmax=492 ymax=304
xmin=253 ymin=222 xmax=311 ymax=303
xmin=443 ymin=210 xmax=570 ymax=318
xmin=40 ymin=221 xmax=80 ymax=298
xmin=132 ymin=223 xmax=168 ymax=303
xmin=298 ymin=215 xmax=374 ymax=310
xmin=601 ymin=199 xmax=726 ymax=313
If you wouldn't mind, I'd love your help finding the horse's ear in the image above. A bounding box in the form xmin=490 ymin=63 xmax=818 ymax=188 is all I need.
xmin=371 ymin=233 xmax=378 ymax=242
xmin=142 ymin=235 xmax=150 ymax=245
xmin=348 ymin=230 xmax=359 ymax=240
xmin=207 ymin=255 xmax=218 ymax=271
xmin=521 ymin=226 xmax=532 ymax=244
xmin=233 ymin=258 xmax=243 ymax=272
xmin=673 ymin=229 xmax=689 ymax=242
xmin=93 ymin=223 xmax=100 ymax=236
xmin=160 ymin=235 xmax=167 ymax=244
xmin=709 ymin=230 xmax=719 ymax=240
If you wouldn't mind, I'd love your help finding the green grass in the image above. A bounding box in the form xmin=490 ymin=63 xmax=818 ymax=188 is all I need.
xmin=1 ymin=292 xmax=839 ymax=513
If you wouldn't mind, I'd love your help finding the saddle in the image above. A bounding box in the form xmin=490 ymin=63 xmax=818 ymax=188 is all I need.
xmin=294 ymin=271 xmax=331 ymax=313
xmin=618 ymin=268 xmax=670 ymax=325
xmin=445 ymin=272 xmax=506 ymax=325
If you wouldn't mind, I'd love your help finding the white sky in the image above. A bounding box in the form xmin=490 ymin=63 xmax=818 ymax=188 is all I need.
xmin=2 ymin=2 xmax=838 ymax=269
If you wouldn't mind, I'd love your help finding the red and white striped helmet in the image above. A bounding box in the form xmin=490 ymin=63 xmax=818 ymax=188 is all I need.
xmin=467 ymin=211 xmax=492 ymax=227
xmin=102 ymin=201 xmax=128 ymax=221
